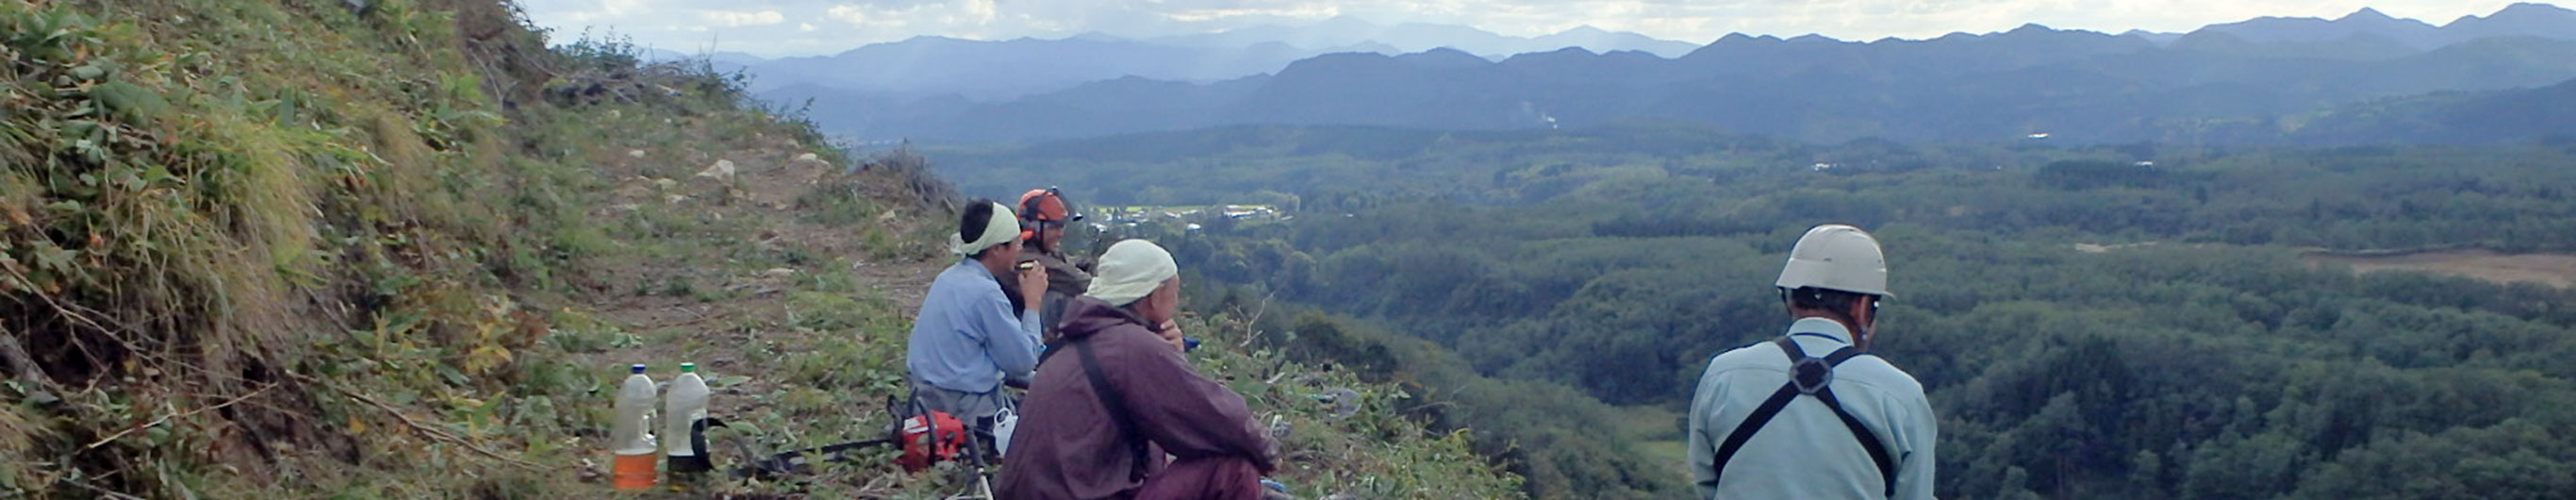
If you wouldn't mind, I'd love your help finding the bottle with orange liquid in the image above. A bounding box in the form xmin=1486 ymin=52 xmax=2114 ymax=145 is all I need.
xmin=610 ymin=364 xmax=659 ymax=491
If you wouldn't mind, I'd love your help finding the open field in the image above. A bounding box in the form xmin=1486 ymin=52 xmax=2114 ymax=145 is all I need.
xmin=2304 ymin=250 xmax=2576 ymax=288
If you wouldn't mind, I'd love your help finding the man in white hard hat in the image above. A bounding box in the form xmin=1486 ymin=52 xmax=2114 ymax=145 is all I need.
xmin=1686 ymin=225 xmax=1936 ymax=499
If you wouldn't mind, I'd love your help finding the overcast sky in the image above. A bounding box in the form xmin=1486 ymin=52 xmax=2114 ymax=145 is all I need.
xmin=516 ymin=0 xmax=2529 ymax=57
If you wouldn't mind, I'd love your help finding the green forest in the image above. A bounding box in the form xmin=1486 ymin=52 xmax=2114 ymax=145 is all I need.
xmin=936 ymin=124 xmax=2576 ymax=499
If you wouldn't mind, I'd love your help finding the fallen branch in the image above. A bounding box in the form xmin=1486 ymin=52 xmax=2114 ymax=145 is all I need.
xmin=1237 ymin=292 xmax=1276 ymax=350
xmin=0 ymin=325 xmax=48 ymax=385
xmin=82 ymin=383 xmax=276 ymax=450
xmin=315 ymin=377 xmax=547 ymax=471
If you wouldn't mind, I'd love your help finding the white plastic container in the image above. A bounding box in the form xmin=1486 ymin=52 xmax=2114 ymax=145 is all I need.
xmin=611 ymin=364 xmax=659 ymax=490
xmin=663 ymin=362 xmax=712 ymax=477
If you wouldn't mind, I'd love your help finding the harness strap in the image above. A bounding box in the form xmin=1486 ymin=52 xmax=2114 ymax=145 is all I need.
xmin=1709 ymin=336 xmax=1899 ymax=497
xmin=1071 ymin=337 xmax=1154 ymax=482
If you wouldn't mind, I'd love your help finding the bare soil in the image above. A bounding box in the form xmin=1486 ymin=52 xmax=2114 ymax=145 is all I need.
xmin=2303 ymin=250 xmax=2576 ymax=288
xmin=565 ymin=127 xmax=950 ymax=435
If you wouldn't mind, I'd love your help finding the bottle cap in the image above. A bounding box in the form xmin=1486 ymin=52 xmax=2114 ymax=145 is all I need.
xmin=680 ymin=362 xmax=697 ymax=373
xmin=630 ymin=364 xmax=647 ymax=374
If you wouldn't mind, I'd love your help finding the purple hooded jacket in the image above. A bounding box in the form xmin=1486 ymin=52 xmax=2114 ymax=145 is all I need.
xmin=997 ymin=297 xmax=1278 ymax=499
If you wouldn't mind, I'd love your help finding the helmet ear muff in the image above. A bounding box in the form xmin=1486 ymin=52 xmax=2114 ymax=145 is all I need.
xmin=1018 ymin=194 xmax=1046 ymax=243
xmin=1021 ymin=195 xmax=1047 ymax=223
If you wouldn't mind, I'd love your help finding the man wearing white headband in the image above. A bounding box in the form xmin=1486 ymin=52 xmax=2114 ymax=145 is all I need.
xmin=1000 ymin=240 xmax=1279 ymax=500
xmin=907 ymin=200 xmax=1051 ymax=426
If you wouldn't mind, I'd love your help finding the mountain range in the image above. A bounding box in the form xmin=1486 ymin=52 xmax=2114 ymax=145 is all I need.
xmin=2198 ymin=3 xmax=2576 ymax=48
xmin=761 ymin=3 xmax=2576 ymax=145
xmin=653 ymin=18 xmax=1696 ymax=101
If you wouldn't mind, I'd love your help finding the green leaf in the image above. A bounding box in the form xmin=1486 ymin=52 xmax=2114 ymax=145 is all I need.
xmin=145 ymin=425 xmax=172 ymax=446
xmin=712 ymin=375 xmax=751 ymax=388
xmin=1230 ymin=378 xmax=1271 ymax=398
xmin=93 ymin=81 xmax=171 ymax=124
xmin=30 ymin=242 xmax=77 ymax=273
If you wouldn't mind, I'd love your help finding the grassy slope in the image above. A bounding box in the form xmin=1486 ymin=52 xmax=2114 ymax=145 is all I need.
xmin=0 ymin=1 xmax=1520 ymax=498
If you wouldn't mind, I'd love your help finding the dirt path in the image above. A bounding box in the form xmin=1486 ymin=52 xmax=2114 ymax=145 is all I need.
xmin=553 ymin=130 xmax=959 ymax=483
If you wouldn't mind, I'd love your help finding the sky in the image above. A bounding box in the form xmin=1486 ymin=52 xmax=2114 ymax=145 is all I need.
xmin=516 ymin=0 xmax=2532 ymax=57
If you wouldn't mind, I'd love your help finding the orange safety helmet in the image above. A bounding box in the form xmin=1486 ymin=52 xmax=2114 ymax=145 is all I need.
xmin=1017 ymin=188 xmax=1080 ymax=241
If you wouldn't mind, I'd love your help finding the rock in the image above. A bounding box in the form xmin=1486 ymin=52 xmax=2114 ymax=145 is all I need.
xmin=652 ymin=177 xmax=677 ymax=191
xmin=696 ymin=159 xmax=735 ymax=180
xmin=665 ymin=193 xmax=688 ymax=204
xmin=628 ymin=149 xmax=645 ymax=158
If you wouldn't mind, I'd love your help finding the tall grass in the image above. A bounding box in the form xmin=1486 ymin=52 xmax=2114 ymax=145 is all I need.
xmin=0 ymin=0 xmax=847 ymax=495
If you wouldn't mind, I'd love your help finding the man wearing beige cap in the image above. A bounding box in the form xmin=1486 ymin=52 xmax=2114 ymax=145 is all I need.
xmin=999 ymin=240 xmax=1279 ymax=500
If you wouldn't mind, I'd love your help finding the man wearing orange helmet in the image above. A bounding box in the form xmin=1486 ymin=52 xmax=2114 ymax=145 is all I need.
xmin=1019 ymin=188 xmax=1093 ymax=342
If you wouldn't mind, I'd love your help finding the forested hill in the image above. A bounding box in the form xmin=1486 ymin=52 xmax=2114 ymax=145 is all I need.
xmin=780 ymin=4 xmax=2576 ymax=145
xmin=972 ymin=125 xmax=2576 ymax=498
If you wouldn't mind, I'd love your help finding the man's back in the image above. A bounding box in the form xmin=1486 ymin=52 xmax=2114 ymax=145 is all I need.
xmin=1687 ymin=319 xmax=1937 ymax=500
xmin=999 ymin=297 xmax=1274 ymax=499
xmin=907 ymin=260 xmax=1041 ymax=415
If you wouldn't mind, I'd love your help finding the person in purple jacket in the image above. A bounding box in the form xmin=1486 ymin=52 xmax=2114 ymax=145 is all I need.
xmin=999 ymin=240 xmax=1279 ymax=500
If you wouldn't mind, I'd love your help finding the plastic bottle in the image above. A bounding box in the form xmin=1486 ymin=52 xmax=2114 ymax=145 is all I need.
xmin=610 ymin=364 xmax=658 ymax=491
xmin=663 ymin=362 xmax=712 ymax=482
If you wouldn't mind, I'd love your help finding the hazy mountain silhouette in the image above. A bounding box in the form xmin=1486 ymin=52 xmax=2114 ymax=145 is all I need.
xmin=2202 ymin=4 xmax=2576 ymax=49
xmin=714 ymin=19 xmax=1693 ymax=100
xmin=1144 ymin=17 xmax=1699 ymax=58
xmin=769 ymin=3 xmax=2576 ymax=144
xmin=2279 ymin=76 xmax=2576 ymax=144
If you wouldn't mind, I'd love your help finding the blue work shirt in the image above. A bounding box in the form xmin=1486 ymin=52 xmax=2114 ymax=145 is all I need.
xmin=906 ymin=260 xmax=1044 ymax=395
xmin=1687 ymin=318 xmax=1938 ymax=500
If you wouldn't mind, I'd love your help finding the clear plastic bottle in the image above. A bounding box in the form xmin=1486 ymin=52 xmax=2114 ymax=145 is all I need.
xmin=611 ymin=364 xmax=658 ymax=491
xmin=663 ymin=362 xmax=712 ymax=481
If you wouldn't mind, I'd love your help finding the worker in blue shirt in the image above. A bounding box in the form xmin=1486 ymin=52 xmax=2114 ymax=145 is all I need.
xmin=908 ymin=199 xmax=1050 ymax=423
xmin=1688 ymin=225 xmax=1937 ymax=499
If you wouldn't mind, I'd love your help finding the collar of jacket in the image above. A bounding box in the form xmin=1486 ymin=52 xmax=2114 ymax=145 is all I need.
xmin=1785 ymin=317 xmax=1856 ymax=344
xmin=1057 ymin=296 xmax=1151 ymax=342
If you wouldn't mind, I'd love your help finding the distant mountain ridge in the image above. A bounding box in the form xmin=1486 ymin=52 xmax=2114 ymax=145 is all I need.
xmin=760 ymin=3 xmax=2576 ymax=145
xmin=669 ymin=19 xmax=1694 ymax=100
xmin=2203 ymin=3 xmax=2576 ymax=48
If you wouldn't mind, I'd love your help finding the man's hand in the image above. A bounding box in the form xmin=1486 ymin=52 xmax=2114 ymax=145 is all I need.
xmin=1016 ymin=262 xmax=1049 ymax=313
xmin=1156 ymin=320 xmax=1186 ymax=352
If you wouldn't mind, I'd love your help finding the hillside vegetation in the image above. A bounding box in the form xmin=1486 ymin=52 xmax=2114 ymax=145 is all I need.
xmin=0 ymin=1 xmax=1518 ymax=498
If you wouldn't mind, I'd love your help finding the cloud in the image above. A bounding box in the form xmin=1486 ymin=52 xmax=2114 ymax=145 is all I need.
xmin=517 ymin=0 xmax=2528 ymax=57
xmin=700 ymin=9 xmax=785 ymax=27
xmin=1162 ymin=5 xmax=1345 ymax=23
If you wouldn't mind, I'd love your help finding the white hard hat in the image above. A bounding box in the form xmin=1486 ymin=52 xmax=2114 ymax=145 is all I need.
xmin=1775 ymin=225 xmax=1891 ymax=297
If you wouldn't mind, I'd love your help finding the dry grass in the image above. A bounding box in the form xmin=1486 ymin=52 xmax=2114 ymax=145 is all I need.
xmin=2304 ymin=249 xmax=2576 ymax=288
xmin=0 ymin=0 xmax=954 ymax=496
